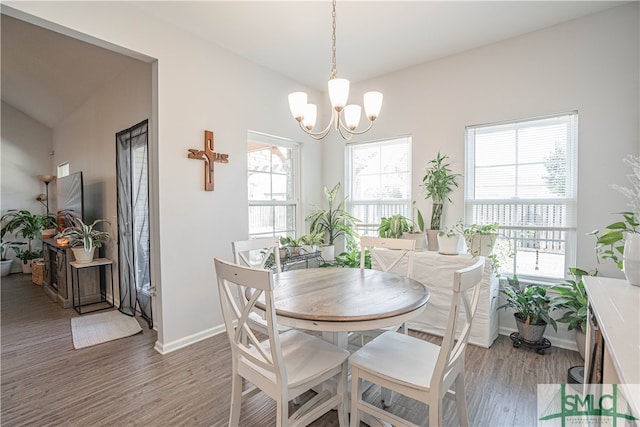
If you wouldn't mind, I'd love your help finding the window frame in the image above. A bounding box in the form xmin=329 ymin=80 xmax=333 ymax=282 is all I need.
xmin=345 ymin=136 xmax=413 ymax=237
xmin=247 ymin=131 xmax=301 ymax=240
xmin=464 ymin=112 xmax=578 ymax=283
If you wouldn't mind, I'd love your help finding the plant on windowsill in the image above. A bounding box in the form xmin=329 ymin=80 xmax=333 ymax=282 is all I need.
xmin=306 ymin=182 xmax=360 ymax=262
xmin=497 ymin=275 xmax=557 ymax=344
xmin=421 ymin=151 xmax=461 ymax=251
xmin=55 ymin=216 xmax=110 ymax=264
xmin=378 ymin=214 xmax=410 ymax=239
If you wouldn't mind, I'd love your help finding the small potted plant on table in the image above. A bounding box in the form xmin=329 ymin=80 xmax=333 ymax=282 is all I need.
xmin=421 ymin=152 xmax=461 ymax=251
xmin=55 ymin=217 xmax=110 ymax=263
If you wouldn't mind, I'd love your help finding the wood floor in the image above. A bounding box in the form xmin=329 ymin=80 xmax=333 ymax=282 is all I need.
xmin=1 ymin=273 xmax=582 ymax=426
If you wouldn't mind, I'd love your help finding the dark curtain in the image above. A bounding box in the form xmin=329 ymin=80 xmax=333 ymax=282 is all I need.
xmin=116 ymin=119 xmax=152 ymax=328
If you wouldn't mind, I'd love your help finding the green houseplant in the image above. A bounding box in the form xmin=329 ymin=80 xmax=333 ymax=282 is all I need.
xmin=378 ymin=214 xmax=410 ymax=239
xmin=55 ymin=217 xmax=110 ymax=263
xmin=421 ymin=152 xmax=461 ymax=251
xmin=550 ymin=267 xmax=590 ymax=358
xmin=497 ymin=275 xmax=557 ymax=343
xmin=306 ymin=182 xmax=360 ymax=261
xmin=1 ymin=210 xmax=57 ymax=272
xmin=463 ymin=223 xmax=499 ymax=257
xmin=0 ymin=237 xmax=26 ymax=277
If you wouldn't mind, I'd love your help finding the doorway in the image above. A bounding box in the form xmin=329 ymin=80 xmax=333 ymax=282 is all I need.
xmin=116 ymin=119 xmax=152 ymax=327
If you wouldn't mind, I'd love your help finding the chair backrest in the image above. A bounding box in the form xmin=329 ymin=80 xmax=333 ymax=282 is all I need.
xmin=232 ymin=237 xmax=282 ymax=273
xmin=433 ymin=256 xmax=485 ymax=391
xmin=360 ymin=236 xmax=416 ymax=278
xmin=214 ymin=257 xmax=286 ymax=384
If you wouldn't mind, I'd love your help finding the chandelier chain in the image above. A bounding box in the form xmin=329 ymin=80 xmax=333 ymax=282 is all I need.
xmin=331 ymin=0 xmax=337 ymax=80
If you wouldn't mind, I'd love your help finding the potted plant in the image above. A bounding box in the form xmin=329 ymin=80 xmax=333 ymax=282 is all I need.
xmin=55 ymin=217 xmax=110 ymax=263
xmin=463 ymin=223 xmax=499 ymax=257
xmin=402 ymin=202 xmax=427 ymax=250
xmin=437 ymin=220 xmax=462 ymax=255
xmin=1 ymin=209 xmax=57 ymax=273
xmin=298 ymin=232 xmax=324 ymax=254
xmin=306 ymin=182 xmax=360 ymax=262
xmin=1 ymin=238 xmax=26 ymax=277
xmin=378 ymin=214 xmax=410 ymax=239
xmin=420 ymin=152 xmax=461 ymax=251
xmin=550 ymin=267 xmax=590 ymax=359
xmin=279 ymin=236 xmax=302 ymax=257
xmin=497 ymin=275 xmax=557 ymax=343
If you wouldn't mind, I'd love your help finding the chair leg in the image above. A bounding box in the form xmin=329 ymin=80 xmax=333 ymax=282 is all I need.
xmin=276 ymin=395 xmax=289 ymax=427
xmin=428 ymin=395 xmax=442 ymax=427
xmin=337 ymin=362 xmax=348 ymax=427
xmin=350 ymin=369 xmax=362 ymax=427
xmin=454 ymin=374 xmax=470 ymax=427
xmin=229 ymin=373 xmax=243 ymax=427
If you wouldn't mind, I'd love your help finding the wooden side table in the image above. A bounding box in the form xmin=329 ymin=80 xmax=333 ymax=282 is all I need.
xmin=70 ymin=258 xmax=114 ymax=315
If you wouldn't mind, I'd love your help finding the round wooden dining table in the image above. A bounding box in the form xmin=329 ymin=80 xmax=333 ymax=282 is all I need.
xmin=267 ymin=267 xmax=430 ymax=334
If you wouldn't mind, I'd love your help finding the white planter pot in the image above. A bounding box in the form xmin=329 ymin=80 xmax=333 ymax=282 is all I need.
xmin=437 ymin=234 xmax=460 ymax=255
xmin=1 ymin=259 xmax=13 ymax=277
xmin=464 ymin=233 xmax=497 ymax=257
xmin=623 ymin=233 xmax=640 ymax=286
xmin=71 ymin=247 xmax=96 ymax=264
xmin=20 ymin=259 xmax=34 ymax=274
xmin=402 ymin=232 xmax=426 ymax=250
xmin=426 ymin=230 xmax=440 ymax=251
xmin=321 ymin=245 xmax=335 ymax=262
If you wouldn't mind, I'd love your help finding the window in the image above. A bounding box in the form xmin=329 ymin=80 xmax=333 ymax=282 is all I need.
xmin=247 ymin=131 xmax=299 ymax=239
xmin=465 ymin=112 xmax=578 ymax=281
xmin=346 ymin=136 xmax=412 ymax=236
xmin=57 ymin=162 xmax=69 ymax=178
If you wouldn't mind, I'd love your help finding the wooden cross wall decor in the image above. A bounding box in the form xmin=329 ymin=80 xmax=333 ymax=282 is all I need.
xmin=188 ymin=130 xmax=229 ymax=191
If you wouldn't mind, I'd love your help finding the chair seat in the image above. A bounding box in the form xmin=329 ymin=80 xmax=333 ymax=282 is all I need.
xmin=245 ymin=329 xmax=350 ymax=389
xmin=349 ymin=330 xmax=440 ymax=391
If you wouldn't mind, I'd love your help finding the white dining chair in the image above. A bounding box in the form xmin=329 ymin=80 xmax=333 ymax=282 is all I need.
xmin=232 ymin=238 xmax=289 ymax=336
xmin=349 ymin=256 xmax=485 ymax=427
xmin=215 ymin=258 xmax=350 ymax=427
xmin=359 ymin=236 xmax=416 ymax=336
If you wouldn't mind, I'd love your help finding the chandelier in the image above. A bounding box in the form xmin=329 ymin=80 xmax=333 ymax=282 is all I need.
xmin=287 ymin=0 xmax=383 ymax=140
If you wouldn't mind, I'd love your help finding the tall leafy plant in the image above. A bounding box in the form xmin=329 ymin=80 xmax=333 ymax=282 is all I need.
xmin=421 ymin=152 xmax=461 ymax=230
xmin=306 ymin=182 xmax=360 ymax=246
xmin=1 ymin=209 xmax=57 ymax=254
xmin=550 ymin=267 xmax=589 ymax=332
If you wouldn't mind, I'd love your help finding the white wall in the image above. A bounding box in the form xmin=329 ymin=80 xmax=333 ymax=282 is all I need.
xmin=3 ymin=1 xmax=324 ymax=353
xmin=1 ymin=102 xmax=54 ymax=272
xmin=324 ymin=3 xmax=639 ymax=348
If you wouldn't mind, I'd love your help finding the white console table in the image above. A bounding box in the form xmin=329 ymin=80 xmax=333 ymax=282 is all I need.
xmin=583 ymin=276 xmax=640 ymax=420
xmin=373 ymin=250 xmax=499 ymax=348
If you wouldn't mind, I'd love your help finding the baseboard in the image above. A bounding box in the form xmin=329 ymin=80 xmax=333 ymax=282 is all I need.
xmin=498 ymin=326 xmax=578 ymax=352
xmin=154 ymin=324 xmax=226 ymax=355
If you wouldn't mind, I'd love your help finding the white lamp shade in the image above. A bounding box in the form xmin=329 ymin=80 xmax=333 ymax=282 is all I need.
xmin=364 ymin=91 xmax=383 ymax=121
xmin=328 ymin=78 xmax=350 ymax=112
xmin=302 ymin=104 xmax=317 ymax=130
xmin=344 ymin=105 xmax=361 ymax=130
xmin=288 ymin=92 xmax=307 ymax=121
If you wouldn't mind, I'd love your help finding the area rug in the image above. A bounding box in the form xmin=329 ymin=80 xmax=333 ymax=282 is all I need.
xmin=71 ymin=310 xmax=142 ymax=349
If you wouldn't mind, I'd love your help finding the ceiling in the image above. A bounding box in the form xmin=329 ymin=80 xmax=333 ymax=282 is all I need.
xmin=1 ymin=1 xmax=627 ymax=128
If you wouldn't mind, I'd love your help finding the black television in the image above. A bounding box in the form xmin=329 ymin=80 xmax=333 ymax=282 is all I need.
xmin=56 ymin=171 xmax=84 ymax=228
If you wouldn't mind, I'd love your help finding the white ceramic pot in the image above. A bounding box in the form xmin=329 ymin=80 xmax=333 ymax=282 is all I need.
xmin=623 ymin=233 xmax=640 ymax=286
xmin=321 ymin=245 xmax=335 ymax=262
xmin=426 ymin=230 xmax=440 ymax=251
xmin=437 ymin=234 xmax=460 ymax=255
xmin=1 ymin=259 xmax=13 ymax=277
xmin=71 ymin=247 xmax=96 ymax=264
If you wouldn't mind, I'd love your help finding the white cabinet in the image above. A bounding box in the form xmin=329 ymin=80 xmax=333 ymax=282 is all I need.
xmin=373 ymin=250 xmax=499 ymax=348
